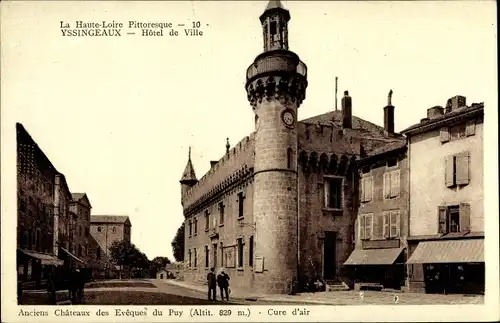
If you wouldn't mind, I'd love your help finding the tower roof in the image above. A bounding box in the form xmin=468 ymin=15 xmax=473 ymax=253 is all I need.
xmin=180 ymin=147 xmax=198 ymax=183
xmin=260 ymin=0 xmax=290 ymax=22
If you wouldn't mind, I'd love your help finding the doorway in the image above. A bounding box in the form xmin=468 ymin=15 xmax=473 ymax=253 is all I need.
xmin=323 ymin=232 xmax=337 ymax=280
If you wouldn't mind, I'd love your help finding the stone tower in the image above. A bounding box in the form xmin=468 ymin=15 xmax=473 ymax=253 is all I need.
xmin=180 ymin=147 xmax=198 ymax=206
xmin=245 ymin=0 xmax=308 ymax=294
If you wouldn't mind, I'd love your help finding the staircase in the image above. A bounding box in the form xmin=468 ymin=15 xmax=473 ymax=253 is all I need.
xmin=324 ymin=280 xmax=350 ymax=292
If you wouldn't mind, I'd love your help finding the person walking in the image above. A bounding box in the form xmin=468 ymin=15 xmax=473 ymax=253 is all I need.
xmin=217 ymin=269 xmax=230 ymax=301
xmin=206 ymin=267 xmax=217 ymax=301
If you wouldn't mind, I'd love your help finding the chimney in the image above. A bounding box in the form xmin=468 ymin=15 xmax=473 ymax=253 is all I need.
xmin=450 ymin=95 xmax=466 ymax=111
xmin=210 ymin=161 xmax=218 ymax=168
xmin=427 ymin=106 xmax=444 ymax=119
xmin=341 ymin=90 xmax=352 ymax=129
xmin=384 ymin=89 xmax=395 ymax=135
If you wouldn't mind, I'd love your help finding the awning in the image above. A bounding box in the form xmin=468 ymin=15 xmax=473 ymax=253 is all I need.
xmin=344 ymin=247 xmax=404 ymax=265
xmin=19 ymin=249 xmax=64 ymax=266
xmin=406 ymin=239 xmax=484 ymax=264
xmin=60 ymin=247 xmax=85 ymax=263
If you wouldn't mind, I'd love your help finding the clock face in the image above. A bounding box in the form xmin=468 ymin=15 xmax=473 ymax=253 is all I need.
xmin=282 ymin=110 xmax=295 ymax=127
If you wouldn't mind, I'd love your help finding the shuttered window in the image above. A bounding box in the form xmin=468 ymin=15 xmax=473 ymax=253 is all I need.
xmin=360 ymin=176 xmax=373 ymax=203
xmin=383 ymin=170 xmax=400 ymax=199
xmin=440 ymin=127 xmax=450 ymax=143
xmin=382 ymin=210 xmax=400 ymax=238
xmin=358 ymin=214 xmax=373 ymax=240
xmin=465 ymin=120 xmax=476 ymax=136
xmin=437 ymin=204 xmax=471 ymax=235
xmin=445 ymin=152 xmax=470 ymax=187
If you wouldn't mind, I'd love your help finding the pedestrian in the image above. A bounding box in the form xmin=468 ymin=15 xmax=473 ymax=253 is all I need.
xmin=206 ymin=267 xmax=217 ymax=301
xmin=217 ymin=269 xmax=230 ymax=301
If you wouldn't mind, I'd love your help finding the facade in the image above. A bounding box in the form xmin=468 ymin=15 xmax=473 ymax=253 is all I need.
xmin=180 ymin=1 xmax=404 ymax=294
xmin=345 ymin=138 xmax=408 ymax=290
xmin=69 ymin=193 xmax=93 ymax=267
xmin=16 ymin=123 xmax=63 ymax=287
xmin=90 ymin=215 xmax=132 ymax=277
xmin=402 ymin=96 xmax=484 ymax=294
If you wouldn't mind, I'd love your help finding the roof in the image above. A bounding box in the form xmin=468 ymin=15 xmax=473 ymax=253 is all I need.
xmin=367 ymin=140 xmax=407 ymax=157
xmin=266 ymin=0 xmax=284 ymax=10
xmin=91 ymin=215 xmax=131 ymax=225
xmin=301 ymin=110 xmax=404 ymax=140
xmin=401 ymin=103 xmax=484 ymax=135
xmin=180 ymin=147 xmax=198 ymax=183
xmin=71 ymin=192 xmax=92 ymax=208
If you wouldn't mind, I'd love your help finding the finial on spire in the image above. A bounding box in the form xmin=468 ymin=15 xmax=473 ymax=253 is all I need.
xmin=188 ymin=146 xmax=192 ymax=159
xmin=388 ymin=89 xmax=393 ymax=106
xmin=226 ymin=138 xmax=230 ymax=154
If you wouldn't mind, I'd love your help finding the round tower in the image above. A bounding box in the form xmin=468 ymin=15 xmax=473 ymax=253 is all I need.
xmin=245 ymin=0 xmax=307 ymax=294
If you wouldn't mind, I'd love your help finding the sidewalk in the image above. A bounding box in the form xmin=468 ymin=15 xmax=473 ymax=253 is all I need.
xmin=159 ymin=279 xmax=484 ymax=305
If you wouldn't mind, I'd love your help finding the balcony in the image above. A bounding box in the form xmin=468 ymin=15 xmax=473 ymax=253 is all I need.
xmin=246 ymin=55 xmax=307 ymax=82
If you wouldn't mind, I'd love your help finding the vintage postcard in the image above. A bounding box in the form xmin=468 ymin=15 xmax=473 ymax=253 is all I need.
xmin=1 ymin=0 xmax=498 ymax=322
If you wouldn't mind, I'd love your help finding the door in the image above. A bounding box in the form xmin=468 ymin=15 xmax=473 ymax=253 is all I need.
xmin=323 ymin=232 xmax=337 ymax=280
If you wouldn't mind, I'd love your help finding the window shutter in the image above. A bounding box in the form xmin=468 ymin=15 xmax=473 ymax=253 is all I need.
xmin=394 ymin=210 xmax=401 ymax=238
xmin=438 ymin=206 xmax=447 ymax=234
xmin=372 ymin=214 xmax=382 ymax=239
xmin=358 ymin=216 xmax=365 ymax=240
xmin=359 ymin=178 xmax=365 ymax=202
xmin=455 ymin=152 xmax=470 ymax=185
xmin=445 ymin=156 xmax=455 ymax=187
xmin=383 ymin=212 xmax=390 ymax=238
xmin=459 ymin=203 xmax=471 ymax=232
xmin=367 ymin=177 xmax=373 ymax=201
xmin=383 ymin=173 xmax=391 ymax=199
xmin=465 ymin=120 xmax=476 ymax=136
xmin=365 ymin=215 xmax=373 ymax=240
xmin=390 ymin=211 xmax=398 ymax=238
xmin=440 ymin=127 xmax=450 ymax=143
xmin=390 ymin=171 xmax=400 ymax=198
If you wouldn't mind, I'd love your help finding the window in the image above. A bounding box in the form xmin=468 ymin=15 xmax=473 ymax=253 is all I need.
xmin=438 ymin=203 xmax=471 ymax=234
xmin=382 ymin=210 xmax=400 ymax=239
xmin=324 ymin=177 xmax=342 ymax=209
xmin=204 ymin=210 xmax=210 ymax=230
xmin=238 ymin=192 xmax=245 ymax=218
xmin=249 ymin=236 xmax=254 ymax=267
xmin=358 ymin=214 xmax=373 ymax=240
xmin=270 ymin=21 xmax=277 ymax=35
xmin=97 ymin=248 xmax=101 ymax=260
xmin=97 ymin=226 xmax=102 ymax=232
xmin=188 ymin=249 xmax=192 ymax=268
xmin=445 ymin=152 xmax=470 ymax=187
xmin=383 ymin=170 xmax=400 ymax=199
xmin=440 ymin=120 xmax=476 ymax=143
xmin=219 ymin=202 xmax=225 ymax=225
xmin=194 ymin=218 xmax=197 ymax=234
xmin=188 ymin=220 xmax=192 ymax=236
xmin=85 ymin=227 xmax=89 ymax=237
xmin=237 ymin=238 xmax=244 ymax=268
xmin=112 ymin=227 xmax=116 ymax=233
xmin=193 ymin=248 xmax=197 ymax=268
xmin=205 ymin=246 xmax=209 ymax=268
xmin=360 ymin=176 xmax=373 ymax=203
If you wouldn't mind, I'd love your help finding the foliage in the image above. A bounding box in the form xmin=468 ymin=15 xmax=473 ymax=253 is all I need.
xmin=149 ymin=256 xmax=172 ymax=277
xmin=171 ymin=222 xmax=185 ymax=262
xmin=109 ymin=240 xmax=150 ymax=269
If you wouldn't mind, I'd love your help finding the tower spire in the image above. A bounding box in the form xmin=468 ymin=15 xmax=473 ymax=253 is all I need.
xmin=180 ymin=146 xmax=197 ymax=183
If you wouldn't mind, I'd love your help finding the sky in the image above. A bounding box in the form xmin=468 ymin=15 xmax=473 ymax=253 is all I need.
xmin=1 ymin=0 xmax=497 ymax=261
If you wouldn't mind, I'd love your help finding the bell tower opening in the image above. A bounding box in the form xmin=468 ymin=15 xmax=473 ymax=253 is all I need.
xmin=260 ymin=0 xmax=290 ymax=51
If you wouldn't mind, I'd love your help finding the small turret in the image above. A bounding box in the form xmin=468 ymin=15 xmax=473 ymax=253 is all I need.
xmin=180 ymin=147 xmax=198 ymax=199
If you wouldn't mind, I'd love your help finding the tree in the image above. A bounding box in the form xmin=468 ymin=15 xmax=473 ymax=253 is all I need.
xmin=171 ymin=222 xmax=185 ymax=262
xmin=109 ymin=240 xmax=150 ymax=278
xmin=150 ymin=256 xmax=172 ymax=277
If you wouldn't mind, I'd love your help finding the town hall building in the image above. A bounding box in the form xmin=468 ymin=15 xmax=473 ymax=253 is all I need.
xmin=179 ymin=0 xmax=406 ymax=295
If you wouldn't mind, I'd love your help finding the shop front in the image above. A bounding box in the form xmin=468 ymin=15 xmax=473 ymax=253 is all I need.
xmin=407 ymin=238 xmax=484 ymax=294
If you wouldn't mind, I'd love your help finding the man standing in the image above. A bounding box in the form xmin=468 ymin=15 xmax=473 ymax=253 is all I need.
xmin=217 ymin=269 xmax=230 ymax=301
xmin=206 ymin=267 xmax=217 ymax=301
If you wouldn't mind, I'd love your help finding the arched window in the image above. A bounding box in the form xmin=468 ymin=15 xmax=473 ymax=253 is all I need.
xmin=287 ymin=148 xmax=294 ymax=169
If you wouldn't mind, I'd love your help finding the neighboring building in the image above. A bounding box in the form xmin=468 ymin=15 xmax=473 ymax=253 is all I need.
xmin=165 ymin=262 xmax=184 ymax=280
xmin=53 ymin=173 xmax=82 ymax=268
xmin=344 ymin=137 xmax=408 ymax=290
xmin=90 ymin=215 xmax=132 ymax=277
xmin=69 ymin=193 xmax=93 ymax=267
xmin=402 ymin=96 xmax=484 ymax=294
xmin=156 ymin=270 xmax=168 ymax=280
xmin=16 ymin=123 xmax=63 ymax=288
xmin=180 ymin=0 xmax=404 ymax=294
